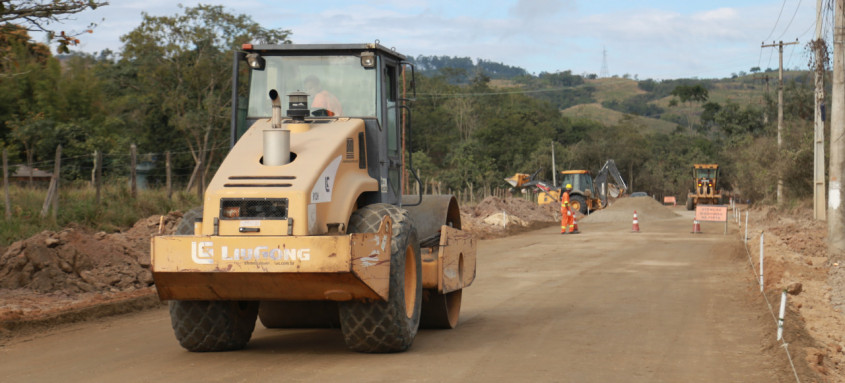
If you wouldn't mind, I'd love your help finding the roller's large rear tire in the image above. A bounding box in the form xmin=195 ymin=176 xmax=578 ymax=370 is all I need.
xmin=168 ymin=206 xmax=259 ymax=352
xmin=339 ymin=203 xmax=422 ymax=353
xmin=169 ymin=300 xmax=259 ymax=352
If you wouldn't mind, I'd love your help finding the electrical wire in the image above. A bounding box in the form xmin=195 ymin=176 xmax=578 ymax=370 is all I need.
xmin=778 ymin=0 xmax=805 ymax=40
xmin=764 ymin=0 xmax=791 ymax=42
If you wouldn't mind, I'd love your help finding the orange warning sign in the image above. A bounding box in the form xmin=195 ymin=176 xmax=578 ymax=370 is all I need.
xmin=695 ymin=205 xmax=728 ymax=222
xmin=663 ymin=196 xmax=676 ymax=205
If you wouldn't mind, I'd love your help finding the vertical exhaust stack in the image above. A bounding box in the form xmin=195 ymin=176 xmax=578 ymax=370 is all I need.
xmin=263 ymin=89 xmax=291 ymax=166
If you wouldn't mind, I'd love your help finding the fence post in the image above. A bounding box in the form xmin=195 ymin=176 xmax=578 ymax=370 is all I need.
xmin=41 ymin=145 xmax=61 ymax=219
xmin=52 ymin=145 xmax=61 ymax=220
xmin=759 ymin=233 xmax=765 ymax=292
xmin=777 ymin=290 xmax=787 ymax=341
xmin=166 ymin=151 xmax=172 ymax=200
xmin=95 ymin=150 xmax=102 ymax=205
xmin=3 ymin=149 xmax=9 ymax=220
xmin=744 ymin=211 xmax=749 ymax=243
xmin=91 ymin=150 xmax=96 ymax=188
xmin=130 ymin=144 xmax=137 ymax=198
xmin=196 ymin=160 xmax=204 ymax=200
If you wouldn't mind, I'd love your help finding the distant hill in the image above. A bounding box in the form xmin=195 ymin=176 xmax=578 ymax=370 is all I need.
xmin=410 ymin=55 xmax=528 ymax=81
xmin=561 ymin=103 xmax=678 ymax=134
xmin=413 ymin=55 xmax=808 ymax=132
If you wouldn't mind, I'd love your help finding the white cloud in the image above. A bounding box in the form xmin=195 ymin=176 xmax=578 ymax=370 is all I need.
xmin=23 ymin=1 xmax=818 ymax=79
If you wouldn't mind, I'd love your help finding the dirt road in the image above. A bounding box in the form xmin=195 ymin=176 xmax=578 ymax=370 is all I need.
xmin=0 ymin=211 xmax=790 ymax=382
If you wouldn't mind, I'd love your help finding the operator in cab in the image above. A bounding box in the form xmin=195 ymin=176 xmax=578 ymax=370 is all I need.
xmin=304 ymin=75 xmax=342 ymax=117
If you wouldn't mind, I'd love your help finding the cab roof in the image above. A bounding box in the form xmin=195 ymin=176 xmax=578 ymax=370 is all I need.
xmin=241 ymin=43 xmax=406 ymax=61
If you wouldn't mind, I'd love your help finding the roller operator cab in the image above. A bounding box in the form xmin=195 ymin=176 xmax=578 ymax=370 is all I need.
xmin=151 ymin=43 xmax=477 ymax=354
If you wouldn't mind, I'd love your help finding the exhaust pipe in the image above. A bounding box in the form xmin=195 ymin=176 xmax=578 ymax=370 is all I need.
xmin=264 ymin=90 xmax=290 ymax=166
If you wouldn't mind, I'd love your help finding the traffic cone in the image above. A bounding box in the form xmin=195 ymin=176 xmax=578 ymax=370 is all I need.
xmin=571 ymin=216 xmax=581 ymax=234
xmin=691 ymin=219 xmax=702 ymax=234
xmin=631 ymin=210 xmax=640 ymax=233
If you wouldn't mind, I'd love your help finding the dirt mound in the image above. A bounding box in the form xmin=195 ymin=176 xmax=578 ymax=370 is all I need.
xmin=0 ymin=212 xmax=182 ymax=294
xmin=581 ymin=196 xmax=679 ymax=223
xmin=460 ymin=196 xmax=557 ymax=239
xmin=471 ymin=196 xmax=557 ymax=223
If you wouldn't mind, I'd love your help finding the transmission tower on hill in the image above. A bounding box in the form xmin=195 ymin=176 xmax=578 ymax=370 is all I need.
xmin=600 ymin=47 xmax=609 ymax=78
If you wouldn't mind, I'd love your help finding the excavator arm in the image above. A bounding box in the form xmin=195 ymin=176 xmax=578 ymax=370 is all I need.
xmin=594 ymin=159 xmax=627 ymax=207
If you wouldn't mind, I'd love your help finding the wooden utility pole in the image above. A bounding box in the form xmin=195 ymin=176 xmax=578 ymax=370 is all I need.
xmin=831 ymin=0 xmax=845 ymax=252
xmin=814 ymin=0 xmax=827 ymax=221
xmin=761 ymin=39 xmax=800 ymax=204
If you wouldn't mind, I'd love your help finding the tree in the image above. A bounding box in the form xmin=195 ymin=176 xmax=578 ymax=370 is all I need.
xmin=120 ymin=4 xmax=290 ymax=192
xmin=670 ymin=84 xmax=709 ymax=132
xmin=0 ymin=0 xmax=108 ymax=53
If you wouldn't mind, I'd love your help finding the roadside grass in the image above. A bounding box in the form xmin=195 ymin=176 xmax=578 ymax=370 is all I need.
xmin=0 ymin=182 xmax=200 ymax=247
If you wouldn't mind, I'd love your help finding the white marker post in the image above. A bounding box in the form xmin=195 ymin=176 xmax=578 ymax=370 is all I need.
xmin=744 ymin=211 xmax=749 ymax=243
xmin=777 ymin=290 xmax=787 ymax=341
xmin=759 ymin=233 xmax=765 ymax=292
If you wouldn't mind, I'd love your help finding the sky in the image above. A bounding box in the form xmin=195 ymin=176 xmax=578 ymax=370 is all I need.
xmin=29 ymin=0 xmax=824 ymax=79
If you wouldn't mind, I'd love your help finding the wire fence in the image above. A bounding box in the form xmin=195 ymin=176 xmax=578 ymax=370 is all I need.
xmin=732 ymin=204 xmax=802 ymax=383
xmin=1 ymin=143 xmax=221 ymax=220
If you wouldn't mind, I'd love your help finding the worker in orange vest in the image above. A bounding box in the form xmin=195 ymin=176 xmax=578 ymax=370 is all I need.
xmin=560 ymin=183 xmax=576 ymax=234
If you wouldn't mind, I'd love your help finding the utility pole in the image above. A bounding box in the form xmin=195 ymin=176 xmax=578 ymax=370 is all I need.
xmin=761 ymin=39 xmax=799 ymax=204
xmin=814 ymin=0 xmax=827 ymax=221
xmin=831 ymin=0 xmax=845 ymax=252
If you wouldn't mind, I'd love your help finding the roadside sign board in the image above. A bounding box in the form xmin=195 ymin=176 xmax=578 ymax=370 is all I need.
xmin=663 ymin=196 xmax=676 ymax=206
xmin=695 ymin=205 xmax=728 ymax=234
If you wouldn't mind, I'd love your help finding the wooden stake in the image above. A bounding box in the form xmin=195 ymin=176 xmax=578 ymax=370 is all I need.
xmin=130 ymin=144 xmax=137 ymax=198
xmin=166 ymin=151 xmax=172 ymax=200
xmin=196 ymin=160 xmax=204 ymax=200
xmin=95 ymin=150 xmax=102 ymax=205
xmin=40 ymin=145 xmax=61 ymax=219
xmin=52 ymin=145 xmax=61 ymax=220
xmin=3 ymin=149 xmax=9 ymax=220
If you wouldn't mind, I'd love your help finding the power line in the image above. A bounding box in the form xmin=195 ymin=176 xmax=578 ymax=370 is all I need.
xmin=777 ymin=0 xmax=805 ymax=40
xmin=764 ymin=0 xmax=790 ymax=42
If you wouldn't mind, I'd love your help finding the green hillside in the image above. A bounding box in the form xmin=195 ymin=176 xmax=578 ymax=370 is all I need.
xmin=560 ymin=103 xmax=677 ymax=134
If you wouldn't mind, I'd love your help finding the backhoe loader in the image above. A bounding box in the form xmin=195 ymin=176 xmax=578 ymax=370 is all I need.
xmin=151 ymin=43 xmax=476 ymax=353
xmin=534 ymin=160 xmax=627 ymax=214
